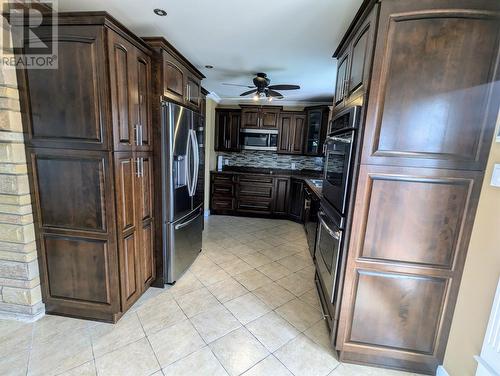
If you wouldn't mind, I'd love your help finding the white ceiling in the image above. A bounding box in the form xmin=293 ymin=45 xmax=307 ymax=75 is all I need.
xmin=57 ymin=0 xmax=362 ymax=105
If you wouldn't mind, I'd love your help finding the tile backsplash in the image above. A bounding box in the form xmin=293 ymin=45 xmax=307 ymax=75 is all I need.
xmin=217 ymin=151 xmax=324 ymax=171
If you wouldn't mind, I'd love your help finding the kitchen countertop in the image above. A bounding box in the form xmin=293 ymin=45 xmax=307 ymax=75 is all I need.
xmin=214 ymin=166 xmax=323 ymax=179
xmin=304 ymin=179 xmax=323 ymax=199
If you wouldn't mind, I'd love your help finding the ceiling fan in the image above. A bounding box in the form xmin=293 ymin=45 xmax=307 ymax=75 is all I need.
xmin=223 ymin=73 xmax=300 ymax=101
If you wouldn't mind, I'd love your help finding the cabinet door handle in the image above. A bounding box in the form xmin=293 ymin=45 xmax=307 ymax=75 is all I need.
xmin=140 ymin=157 xmax=144 ymax=178
xmin=139 ymin=124 xmax=144 ymax=146
xmin=135 ymin=157 xmax=141 ymax=177
xmin=134 ymin=125 xmax=140 ymax=146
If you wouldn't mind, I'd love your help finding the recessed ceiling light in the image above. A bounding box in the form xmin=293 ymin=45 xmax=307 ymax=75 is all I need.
xmin=153 ymin=8 xmax=167 ymax=16
xmin=204 ymin=65 xmax=214 ymax=69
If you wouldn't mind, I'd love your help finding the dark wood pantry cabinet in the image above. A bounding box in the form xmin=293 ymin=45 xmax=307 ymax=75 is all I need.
xmin=330 ymin=0 xmax=500 ymax=374
xmin=17 ymin=13 xmax=155 ymax=322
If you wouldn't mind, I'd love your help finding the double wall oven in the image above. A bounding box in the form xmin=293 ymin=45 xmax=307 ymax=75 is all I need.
xmin=315 ymin=106 xmax=360 ymax=341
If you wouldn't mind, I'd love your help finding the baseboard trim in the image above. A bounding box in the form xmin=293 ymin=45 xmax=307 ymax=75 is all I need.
xmin=436 ymin=365 xmax=450 ymax=376
xmin=0 ymin=310 xmax=45 ymax=323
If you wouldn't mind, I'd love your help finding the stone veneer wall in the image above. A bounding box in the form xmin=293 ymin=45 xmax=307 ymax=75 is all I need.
xmin=0 ymin=18 xmax=44 ymax=321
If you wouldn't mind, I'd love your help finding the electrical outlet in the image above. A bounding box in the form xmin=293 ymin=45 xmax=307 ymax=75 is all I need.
xmin=291 ymin=162 xmax=296 ymax=170
xmin=224 ymin=159 xmax=229 ymax=166
xmin=491 ymin=164 xmax=500 ymax=187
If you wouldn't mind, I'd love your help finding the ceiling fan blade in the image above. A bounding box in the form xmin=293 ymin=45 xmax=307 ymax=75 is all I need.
xmin=268 ymin=84 xmax=300 ymax=90
xmin=267 ymin=89 xmax=284 ymax=99
xmin=240 ymin=89 xmax=258 ymax=96
xmin=222 ymin=83 xmax=254 ymax=88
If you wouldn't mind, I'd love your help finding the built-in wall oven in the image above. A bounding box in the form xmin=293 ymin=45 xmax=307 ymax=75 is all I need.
xmin=322 ymin=106 xmax=360 ymax=216
xmin=314 ymin=201 xmax=344 ymax=334
xmin=241 ymin=129 xmax=278 ymax=151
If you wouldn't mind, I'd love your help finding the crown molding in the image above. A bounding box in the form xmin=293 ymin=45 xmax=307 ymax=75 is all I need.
xmin=206 ymin=92 xmax=221 ymax=103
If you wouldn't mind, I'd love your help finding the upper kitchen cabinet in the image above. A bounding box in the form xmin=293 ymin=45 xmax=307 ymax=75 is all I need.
xmin=215 ymin=109 xmax=241 ymax=152
xmin=332 ymin=4 xmax=378 ymax=112
xmin=19 ymin=17 xmax=153 ymax=152
xmin=278 ymin=112 xmax=306 ymax=155
xmin=240 ymin=105 xmax=282 ymax=129
xmin=304 ymin=106 xmax=330 ymax=156
xmin=144 ymin=37 xmax=205 ymax=112
xmin=361 ymin=0 xmax=500 ymax=171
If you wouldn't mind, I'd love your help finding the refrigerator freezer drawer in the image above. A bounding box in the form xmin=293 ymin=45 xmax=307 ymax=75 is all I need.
xmin=165 ymin=206 xmax=203 ymax=283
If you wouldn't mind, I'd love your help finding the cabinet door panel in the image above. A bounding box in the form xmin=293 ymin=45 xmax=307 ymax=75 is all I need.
xmin=34 ymin=154 xmax=108 ymax=232
xmin=273 ymin=178 xmax=289 ymax=215
xmin=137 ymin=154 xmax=155 ymax=288
xmin=241 ymin=108 xmax=260 ymax=128
xmin=186 ymin=75 xmax=201 ymax=109
xmin=278 ymin=113 xmax=292 ymax=153
xmin=290 ymin=114 xmax=306 ymax=154
xmin=349 ymin=270 xmax=446 ymax=354
xmin=135 ymin=51 xmax=152 ymax=152
xmin=163 ymin=53 xmax=186 ymax=103
xmin=44 ymin=235 xmax=112 ymax=304
xmin=289 ymin=179 xmax=305 ymax=221
xmin=114 ymin=153 xmax=140 ymax=309
xmin=108 ymin=31 xmax=134 ymax=152
xmin=261 ymin=109 xmax=280 ymax=129
xmin=24 ymin=26 xmax=108 ymax=150
xmin=334 ymin=53 xmax=349 ymax=108
xmin=363 ymin=2 xmax=500 ymax=170
xmin=228 ymin=113 xmax=241 ymax=151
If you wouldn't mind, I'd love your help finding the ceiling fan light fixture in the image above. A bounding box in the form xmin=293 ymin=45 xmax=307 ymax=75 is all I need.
xmin=268 ymin=96 xmax=273 ymax=102
xmin=252 ymin=94 xmax=259 ymax=101
xmin=153 ymin=8 xmax=167 ymax=16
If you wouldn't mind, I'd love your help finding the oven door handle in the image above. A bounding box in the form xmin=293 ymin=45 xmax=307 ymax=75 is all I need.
xmin=318 ymin=212 xmax=341 ymax=240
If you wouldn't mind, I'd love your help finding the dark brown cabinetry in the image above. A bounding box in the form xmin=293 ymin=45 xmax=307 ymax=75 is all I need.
xmin=278 ymin=112 xmax=306 ymax=154
xmin=210 ymin=172 xmax=310 ymax=221
xmin=304 ymin=106 xmax=330 ymax=156
xmin=18 ymin=13 xmax=155 ymax=322
xmin=288 ymin=179 xmax=305 ymax=222
xmin=144 ymin=37 xmax=204 ymax=112
xmin=215 ymin=110 xmax=241 ymax=152
xmin=333 ymin=4 xmax=378 ymax=111
xmin=333 ymin=0 xmax=500 ymax=373
xmin=241 ymin=106 xmax=282 ymax=129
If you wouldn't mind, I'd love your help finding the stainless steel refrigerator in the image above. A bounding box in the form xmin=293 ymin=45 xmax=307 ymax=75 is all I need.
xmin=161 ymin=101 xmax=204 ymax=284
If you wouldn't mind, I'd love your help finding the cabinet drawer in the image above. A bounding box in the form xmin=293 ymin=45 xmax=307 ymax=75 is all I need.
xmin=211 ymin=197 xmax=234 ymax=211
xmin=212 ymin=183 xmax=235 ymax=197
xmin=237 ymin=197 xmax=273 ymax=213
xmin=239 ymin=175 xmax=273 ymax=185
xmin=212 ymin=174 xmax=234 ymax=184
xmin=238 ymin=183 xmax=273 ymax=199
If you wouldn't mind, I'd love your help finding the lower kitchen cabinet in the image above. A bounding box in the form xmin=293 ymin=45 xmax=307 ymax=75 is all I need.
xmin=273 ymin=178 xmax=290 ymax=216
xmin=288 ymin=179 xmax=305 ymax=222
xmin=210 ymin=172 xmax=309 ymax=221
xmin=29 ymin=148 xmax=154 ymax=322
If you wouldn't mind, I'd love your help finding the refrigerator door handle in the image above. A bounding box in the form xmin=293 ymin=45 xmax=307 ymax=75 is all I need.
xmin=185 ymin=130 xmax=192 ymax=195
xmin=174 ymin=207 xmax=202 ymax=230
xmin=189 ymin=129 xmax=199 ymax=197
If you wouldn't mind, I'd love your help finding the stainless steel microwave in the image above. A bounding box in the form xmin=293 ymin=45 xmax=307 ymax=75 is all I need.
xmin=240 ymin=129 xmax=278 ymax=151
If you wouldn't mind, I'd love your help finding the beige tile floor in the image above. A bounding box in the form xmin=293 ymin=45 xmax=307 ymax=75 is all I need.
xmin=0 ymin=215 xmax=425 ymax=376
